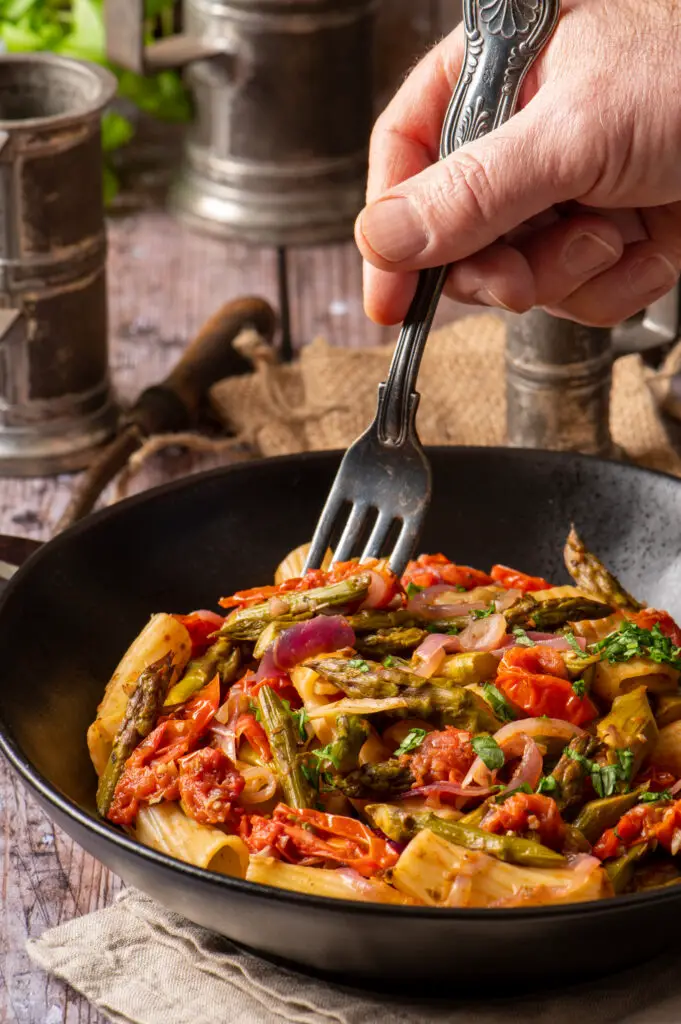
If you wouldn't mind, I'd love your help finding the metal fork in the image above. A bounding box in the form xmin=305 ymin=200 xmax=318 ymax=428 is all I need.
xmin=305 ymin=0 xmax=561 ymax=577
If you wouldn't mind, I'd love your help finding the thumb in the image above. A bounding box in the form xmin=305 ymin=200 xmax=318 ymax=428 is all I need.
xmin=355 ymin=91 xmax=597 ymax=271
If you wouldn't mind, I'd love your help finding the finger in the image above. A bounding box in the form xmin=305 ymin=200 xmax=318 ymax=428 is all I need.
xmin=517 ymin=213 xmax=624 ymax=306
xmin=443 ymin=243 xmax=536 ymax=313
xmin=545 ymin=240 xmax=679 ymax=328
xmin=366 ymin=27 xmax=466 ymax=203
xmin=363 ymin=261 xmax=419 ymax=326
xmin=356 ymin=86 xmax=597 ymax=272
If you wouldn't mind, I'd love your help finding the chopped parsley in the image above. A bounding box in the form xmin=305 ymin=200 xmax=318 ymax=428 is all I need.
xmin=455 ymin=585 xmax=467 ymax=592
xmin=393 ymin=728 xmax=428 ymax=756
xmin=281 ymin=699 xmax=309 ymax=741
xmin=495 ymin=782 xmax=533 ymax=803
xmin=473 ymin=604 xmax=495 ymax=620
xmin=571 ymin=679 xmax=586 ymax=698
xmin=405 ymin=583 xmax=424 ymax=599
xmin=311 ymin=741 xmax=342 ymax=769
xmin=512 ymin=626 xmax=535 ymax=647
xmin=347 ymin=659 xmax=371 ymax=673
xmin=383 ymin=656 xmax=395 ymax=668
xmin=481 ymin=682 xmax=517 ymax=723
xmin=561 ymin=626 xmax=585 ymax=659
xmin=536 ymin=775 xmax=559 ymax=796
xmin=592 ymin=621 xmax=681 ymax=671
xmin=471 ymin=734 xmax=505 ymax=771
xmin=565 ymin=745 xmax=635 ymax=798
xmin=639 ymin=789 xmax=674 ymax=804
xmin=249 ymin=699 xmax=263 ymax=723
xmin=301 ymin=762 xmax=319 ymax=791
xmin=425 ymin=622 xmax=461 ymax=636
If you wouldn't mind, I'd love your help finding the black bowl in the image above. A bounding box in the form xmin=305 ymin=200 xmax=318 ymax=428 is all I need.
xmin=2 ymin=448 xmax=681 ymax=989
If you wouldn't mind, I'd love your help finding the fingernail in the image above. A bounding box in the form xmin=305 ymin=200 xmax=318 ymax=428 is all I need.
xmin=358 ymin=198 xmax=428 ymax=263
xmin=473 ymin=287 xmax=517 ymax=312
xmin=629 ymin=255 xmax=678 ymax=296
xmin=564 ymin=232 xmax=620 ymax=275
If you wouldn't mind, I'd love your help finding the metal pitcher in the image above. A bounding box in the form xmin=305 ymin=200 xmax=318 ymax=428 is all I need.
xmin=105 ymin=0 xmax=376 ymax=246
xmin=0 ymin=53 xmax=118 ymax=475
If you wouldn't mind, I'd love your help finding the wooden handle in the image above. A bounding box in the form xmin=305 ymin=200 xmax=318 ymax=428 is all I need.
xmin=131 ymin=296 xmax=277 ymax=434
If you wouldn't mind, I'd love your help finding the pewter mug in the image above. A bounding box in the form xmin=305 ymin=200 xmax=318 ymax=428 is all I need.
xmin=0 ymin=53 xmax=117 ymax=475
xmin=105 ymin=0 xmax=376 ymax=246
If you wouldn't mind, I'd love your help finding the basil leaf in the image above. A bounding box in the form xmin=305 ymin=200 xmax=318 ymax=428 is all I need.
xmin=571 ymin=679 xmax=586 ymax=698
xmin=512 ymin=626 xmax=535 ymax=647
xmin=471 ymin=734 xmax=505 ymax=771
xmin=393 ymin=728 xmax=428 ymax=757
xmin=481 ymin=683 xmax=517 ymax=723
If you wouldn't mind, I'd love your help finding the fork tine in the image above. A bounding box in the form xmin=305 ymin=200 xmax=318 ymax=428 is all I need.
xmin=332 ymin=502 xmax=369 ymax=564
xmin=361 ymin=511 xmax=394 ymax=563
xmin=305 ymin=492 xmax=344 ymax=571
xmin=388 ymin=519 xmax=421 ymax=577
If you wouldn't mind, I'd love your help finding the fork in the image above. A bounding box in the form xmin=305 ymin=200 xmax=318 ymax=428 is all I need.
xmin=305 ymin=0 xmax=561 ymax=577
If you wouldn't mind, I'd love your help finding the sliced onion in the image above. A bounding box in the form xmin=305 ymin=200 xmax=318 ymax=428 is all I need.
xmin=274 ymin=615 xmax=355 ymax=670
xmin=457 ymin=613 xmax=507 ymax=652
xmin=269 ymin=596 xmax=289 ymax=617
xmin=359 ymin=570 xmax=393 ymax=611
xmin=462 ymin=717 xmax=583 ymax=789
xmin=255 ymin=646 xmax=289 ymax=684
xmin=239 ymin=765 xmax=278 ymax=805
xmin=212 ymin=686 xmax=250 ymax=760
xmin=334 ymin=868 xmax=407 ymax=903
xmin=407 ymin=583 xmax=487 ymax=621
xmin=670 ymin=779 xmax=681 ymax=797
xmin=400 ymin=781 xmax=496 ymax=806
xmin=494 ymin=589 xmax=522 ymax=613
xmin=412 ymin=633 xmax=462 ymax=678
xmin=307 ymin=696 xmax=409 ymax=719
xmin=490 ymin=632 xmax=588 ymax=657
xmin=504 ymin=734 xmax=543 ymax=793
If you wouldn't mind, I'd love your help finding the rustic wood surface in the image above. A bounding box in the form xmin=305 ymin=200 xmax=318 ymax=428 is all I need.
xmin=0 ymin=6 xmax=465 ymax=1021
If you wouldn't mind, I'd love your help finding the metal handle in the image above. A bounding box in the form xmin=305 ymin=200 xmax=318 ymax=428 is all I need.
xmin=104 ymin=0 xmax=225 ymax=73
xmin=375 ymin=0 xmax=561 ymax=446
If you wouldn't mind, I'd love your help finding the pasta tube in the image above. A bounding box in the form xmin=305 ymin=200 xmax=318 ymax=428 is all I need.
xmin=87 ymin=614 xmax=192 ymax=776
xmin=593 ymin=657 xmax=679 ymax=704
xmin=246 ymin=857 xmax=414 ymax=904
xmin=135 ymin=802 xmax=249 ymax=877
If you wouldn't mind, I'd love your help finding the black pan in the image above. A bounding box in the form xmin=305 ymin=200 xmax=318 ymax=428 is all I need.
xmin=2 ymin=447 xmax=681 ymax=991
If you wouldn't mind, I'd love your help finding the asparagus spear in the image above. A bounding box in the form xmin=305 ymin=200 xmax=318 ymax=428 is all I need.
xmin=365 ymin=805 xmax=566 ymax=868
xmin=96 ymin=655 xmax=172 ymax=817
xmin=573 ymin=791 xmax=640 ymax=845
xmin=605 ymin=842 xmax=650 ymax=894
xmin=314 ymin=714 xmax=371 ymax=774
xmin=221 ymin=573 xmax=371 ymax=642
xmin=258 ymin=685 xmax=314 ymax=809
xmin=305 ymin=657 xmax=500 ymax=731
xmin=564 ymin=525 xmax=643 ymax=611
xmin=551 ymin=735 xmax=603 ymax=811
xmin=356 ymin=627 xmax=427 ymax=658
xmin=334 ymin=759 xmax=415 ymax=799
xmin=504 ymin=593 xmax=613 ymax=630
xmin=596 ymin=685 xmax=658 ymax=777
xmin=164 ymin=638 xmax=239 ymax=707
xmin=346 ymin=610 xmax=415 ymax=632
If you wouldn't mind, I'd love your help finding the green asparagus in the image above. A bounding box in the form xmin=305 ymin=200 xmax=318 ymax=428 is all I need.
xmin=312 ymin=714 xmax=371 ymax=774
xmin=365 ymin=805 xmax=566 ymax=868
xmin=605 ymin=843 xmax=650 ymax=894
xmin=97 ymin=655 xmax=173 ymax=816
xmin=551 ymin=735 xmax=603 ymax=811
xmin=258 ymin=685 xmax=314 ymax=809
xmin=596 ymin=686 xmax=658 ymax=777
xmin=221 ymin=573 xmax=371 ymax=642
xmin=564 ymin=525 xmax=643 ymax=611
xmin=334 ymin=759 xmax=415 ymax=799
xmin=346 ymin=610 xmax=415 ymax=632
xmin=356 ymin=627 xmax=427 ymax=657
xmin=164 ymin=638 xmax=239 ymax=707
xmin=505 ymin=593 xmax=613 ymax=631
xmin=573 ymin=791 xmax=640 ymax=844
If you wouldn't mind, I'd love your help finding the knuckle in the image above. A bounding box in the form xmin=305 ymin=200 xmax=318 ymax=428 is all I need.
xmin=435 ymin=151 xmax=497 ymax=229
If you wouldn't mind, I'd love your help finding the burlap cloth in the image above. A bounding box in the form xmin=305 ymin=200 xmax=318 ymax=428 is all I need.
xmin=26 ymin=313 xmax=681 ymax=1022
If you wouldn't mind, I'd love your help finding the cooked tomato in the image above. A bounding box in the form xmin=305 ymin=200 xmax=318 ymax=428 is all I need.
xmin=178 ymin=747 xmax=244 ymax=826
xmin=240 ymin=803 xmax=399 ymax=876
xmin=410 ymin=727 xmax=475 ymax=787
xmin=635 ymin=765 xmax=678 ymax=792
xmin=107 ymin=676 xmax=221 ymax=826
xmin=594 ymin=800 xmax=681 ymax=860
xmin=629 ymin=608 xmax=681 ymax=648
xmin=234 ymin=712 xmax=272 ymax=762
xmin=401 ymin=554 xmax=493 ymax=591
xmin=220 ymin=559 xmax=395 ymax=609
xmin=248 ymin=674 xmax=303 ymax=710
xmin=481 ymin=792 xmax=566 ymax=850
xmin=490 ymin=565 xmax=552 ymax=592
xmin=496 ymin=646 xmax=598 ymax=727
xmin=174 ymin=610 xmax=225 ymax=656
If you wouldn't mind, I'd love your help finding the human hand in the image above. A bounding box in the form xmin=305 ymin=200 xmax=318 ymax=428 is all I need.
xmin=356 ymin=0 xmax=681 ymax=328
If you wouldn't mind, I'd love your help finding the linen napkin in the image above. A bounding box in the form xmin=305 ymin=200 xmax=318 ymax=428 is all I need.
xmin=26 ymin=888 xmax=681 ymax=1024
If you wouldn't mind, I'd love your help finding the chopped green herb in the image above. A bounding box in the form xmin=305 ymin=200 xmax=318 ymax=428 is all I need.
xmin=347 ymin=659 xmax=371 ymax=673
xmin=566 ymin=746 xmax=635 ymax=798
xmin=456 ymin=585 xmax=467 ymax=593
xmin=281 ymin=699 xmax=309 ymax=741
xmin=406 ymin=583 xmax=424 ymax=599
xmin=616 ymin=747 xmax=635 ymax=785
xmin=393 ymin=728 xmax=427 ymax=757
xmin=592 ymin=621 xmax=681 ymax=672
xmin=571 ymin=679 xmax=586 ymax=698
xmin=495 ymin=782 xmax=533 ymax=804
xmin=565 ymin=630 xmax=589 ymax=659
xmin=481 ymin=683 xmax=517 ymax=723
xmin=301 ymin=762 xmax=319 ymax=791
xmin=249 ymin=699 xmax=263 ymax=724
xmin=512 ymin=626 xmax=535 ymax=647
xmin=383 ymin=656 xmax=395 ymax=668
xmin=639 ymin=789 xmax=674 ymax=804
xmin=471 ymin=734 xmax=505 ymax=772
xmin=536 ymin=775 xmax=559 ymax=795
xmin=311 ymin=742 xmax=342 ymax=769
xmin=473 ymin=604 xmax=495 ymax=620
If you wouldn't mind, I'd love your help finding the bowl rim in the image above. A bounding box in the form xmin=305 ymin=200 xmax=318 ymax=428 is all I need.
xmin=2 ymin=445 xmax=681 ymax=922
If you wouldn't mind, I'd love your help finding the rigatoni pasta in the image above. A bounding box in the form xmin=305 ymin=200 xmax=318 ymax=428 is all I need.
xmin=89 ymin=530 xmax=681 ymax=907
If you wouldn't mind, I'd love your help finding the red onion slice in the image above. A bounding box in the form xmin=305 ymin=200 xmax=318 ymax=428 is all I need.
xmin=457 ymin=613 xmax=508 ymax=652
xmin=670 ymin=779 xmax=681 ymax=797
xmin=255 ymin=646 xmax=289 ymax=684
xmin=274 ymin=615 xmax=355 ymax=670
xmin=504 ymin=734 xmax=543 ymax=794
xmin=490 ymin=632 xmax=587 ymax=657
xmin=400 ymin=781 xmax=496 ymax=805
xmin=407 ymin=583 xmax=488 ymax=621
xmin=412 ymin=633 xmax=463 ymax=678
xmin=359 ymin=570 xmax=394 ymax=611
xmin=494 ymin=589 xmax=522 ymax=613
xmin=462 ymin=717 xmax=583 ymax=790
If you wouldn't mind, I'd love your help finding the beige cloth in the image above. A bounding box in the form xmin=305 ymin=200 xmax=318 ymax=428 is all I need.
xmin=25 ymin=888 xmax=681 ymax=1024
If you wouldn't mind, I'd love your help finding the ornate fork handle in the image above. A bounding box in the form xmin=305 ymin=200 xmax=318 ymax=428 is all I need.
xmin=376 ymin=0 xmax=561 ymax=446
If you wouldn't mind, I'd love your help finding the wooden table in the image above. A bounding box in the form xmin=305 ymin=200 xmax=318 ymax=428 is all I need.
xmin=0 ymin=208 xmax=468 ymax=1023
